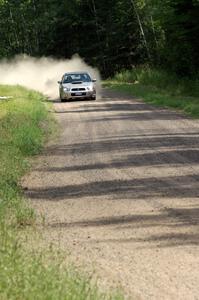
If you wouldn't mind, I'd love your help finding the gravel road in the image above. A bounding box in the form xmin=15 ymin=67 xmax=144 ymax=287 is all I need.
xmin=23 ymin=89 xmax=199 ymax=299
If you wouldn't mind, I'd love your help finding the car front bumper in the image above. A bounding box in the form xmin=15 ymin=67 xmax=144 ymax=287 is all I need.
xmin=61 ymin=90 xmax=96 ymax=99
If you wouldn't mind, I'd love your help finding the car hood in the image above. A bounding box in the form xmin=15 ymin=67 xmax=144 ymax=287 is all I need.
xmin=62 ymin=82 xmax=93 ymax=89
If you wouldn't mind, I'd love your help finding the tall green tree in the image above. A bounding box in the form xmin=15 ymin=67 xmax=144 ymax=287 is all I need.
xmin=0 ymin=0 xmax=198 ymax=77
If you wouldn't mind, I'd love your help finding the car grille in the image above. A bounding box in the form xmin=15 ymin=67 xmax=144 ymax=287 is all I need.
xmin=71 ymin=88 xmax=86 ymax=91
xmin=71 ymin=92 xmax=86 ymax=96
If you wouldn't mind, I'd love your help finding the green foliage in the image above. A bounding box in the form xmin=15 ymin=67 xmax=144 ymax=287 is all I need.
xmin=114 ymin=67 xmax=199 ymax=97
xmin=0 ymin=85 xmax=51 ymax=225
xmin=0 ymin=0 xmax=198 ymax=77
xmin=162 ymin=0 xmax=199 ymax=76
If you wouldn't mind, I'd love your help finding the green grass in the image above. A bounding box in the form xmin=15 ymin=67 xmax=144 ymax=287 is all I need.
xmin=0 ymin=225 xmax=123 ymax=300
xmin=104 ymin=67 xmax=199 ymax=117
xmin=0 ymin=85 xmax=123 ymax=300
xmin=0 ymin=85 xmax=51 ymax=225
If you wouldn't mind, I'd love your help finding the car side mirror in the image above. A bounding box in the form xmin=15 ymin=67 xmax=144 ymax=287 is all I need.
xmin=92 ymin=79 xmax=97 ymax=82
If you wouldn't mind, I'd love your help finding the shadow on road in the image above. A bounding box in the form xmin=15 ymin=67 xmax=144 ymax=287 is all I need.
xmin=27 ymin=89 xmax=199 ymax=248
xmin=46 ymin=206 xmax=199 ymax=248
xmin=26 ymin=174 xmax=199 ymax=200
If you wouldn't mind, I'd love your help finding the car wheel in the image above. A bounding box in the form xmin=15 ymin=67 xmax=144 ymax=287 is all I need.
xmin=90 ymin=96 xmax=96 ymax=100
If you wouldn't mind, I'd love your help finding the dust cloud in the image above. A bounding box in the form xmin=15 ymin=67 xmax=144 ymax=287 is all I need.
xmin=0 ymin=54 xmax=101 ymax=98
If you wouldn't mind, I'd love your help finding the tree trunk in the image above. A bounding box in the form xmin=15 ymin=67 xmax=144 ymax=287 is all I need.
xmin=91 ymin=0 xmax=106 ymax=73
xmin=9 ymin=5 xmax=20 ymax=50
xmin=130 ymin=0 xmax=151 ymax=61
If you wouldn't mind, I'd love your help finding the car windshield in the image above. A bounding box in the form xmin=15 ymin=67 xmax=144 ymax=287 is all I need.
xmin=63 ymin=73 xmax=91 ymax=83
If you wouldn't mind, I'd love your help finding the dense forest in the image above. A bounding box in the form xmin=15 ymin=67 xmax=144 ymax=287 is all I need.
xmin=0 ymin=0 xmax=198 ymax=77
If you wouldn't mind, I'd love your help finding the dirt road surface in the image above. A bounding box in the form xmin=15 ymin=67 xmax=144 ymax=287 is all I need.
xmin=23 ymin=89 xmax=199 ymax=299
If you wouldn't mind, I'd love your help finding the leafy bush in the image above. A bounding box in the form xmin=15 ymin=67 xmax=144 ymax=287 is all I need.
xmin=114 ymin=67 xmax=199 ymax=97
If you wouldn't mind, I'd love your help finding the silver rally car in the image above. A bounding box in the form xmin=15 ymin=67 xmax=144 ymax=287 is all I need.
xmin=58 ymin=72 xmax=96 ymax=102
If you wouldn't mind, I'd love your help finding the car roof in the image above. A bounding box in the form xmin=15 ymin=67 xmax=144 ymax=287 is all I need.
xmin=64 ymin=72 xmax=89 ymax=75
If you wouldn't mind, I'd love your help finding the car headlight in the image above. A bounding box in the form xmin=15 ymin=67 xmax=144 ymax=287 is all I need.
xmin=63 ymin=87 xmax=70 ymax=92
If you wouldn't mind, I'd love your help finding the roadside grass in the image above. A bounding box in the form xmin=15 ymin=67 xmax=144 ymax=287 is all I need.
xmin=0 ymin=225 xmax=123 ymax=300
xmin=104 ymin=67 xmax=199 ymax=117
xmin=0 ymin=85 xmax=123 ymax=300
xmin=0 ymin=85 xmax=50 ymax=226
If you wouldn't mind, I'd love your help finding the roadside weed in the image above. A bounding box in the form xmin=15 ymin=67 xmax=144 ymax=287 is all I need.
xmin=105 ymin=68 xmax=199 ymax=117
